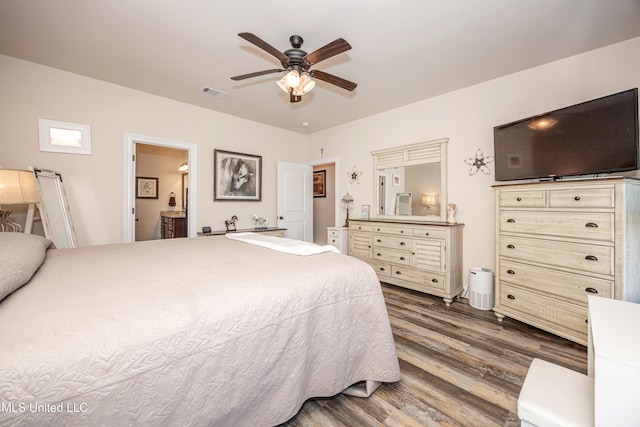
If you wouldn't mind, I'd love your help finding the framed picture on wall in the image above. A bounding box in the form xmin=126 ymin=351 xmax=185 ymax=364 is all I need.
xmin=313 ymin=170 xmax=326 ymax=198
xmin=214 ymin=149 xmax=262 ymax=201
xmin=136 ymin=177 xmax=158 ymax=199
xmin=362 ymin=204 xmax=370 ymax=219
xmin=392 ymin=174 xmax=401 ymax=186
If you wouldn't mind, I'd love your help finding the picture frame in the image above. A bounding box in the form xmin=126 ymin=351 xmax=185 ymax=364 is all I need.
xmin=362 ymin=204 xmax=370 ymax=219
xmin=214 ymin=149 xmax=262 ymax=201
xmin=392 ymin=173 xmax=401 ymax=186
xmin=313 ymin=170 xmax=326 ymax=198
xmin=136 ymin=177 xmax=158 ymax=199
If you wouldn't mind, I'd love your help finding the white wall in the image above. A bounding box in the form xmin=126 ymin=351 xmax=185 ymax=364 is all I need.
xmin=307 ymin=37 xmax=640 ymax=287
xmin=0 ymin=54 xmax=308 ymax=246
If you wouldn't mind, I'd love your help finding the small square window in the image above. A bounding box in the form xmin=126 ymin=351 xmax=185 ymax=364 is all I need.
xmin=39 ymin=119 xmax=91 ymax=155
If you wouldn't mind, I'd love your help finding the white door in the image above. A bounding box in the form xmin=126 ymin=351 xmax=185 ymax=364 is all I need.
xmin=277 ymin=161 xmax=313 ymax=242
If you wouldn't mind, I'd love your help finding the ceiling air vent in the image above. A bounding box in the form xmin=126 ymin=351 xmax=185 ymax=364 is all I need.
xmin=200 ymin=87 xmax=226 ymax=99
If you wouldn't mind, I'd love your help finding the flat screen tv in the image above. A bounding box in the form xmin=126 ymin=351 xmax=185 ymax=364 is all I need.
xmin=494 ymin=88 xmax=639 ymax=181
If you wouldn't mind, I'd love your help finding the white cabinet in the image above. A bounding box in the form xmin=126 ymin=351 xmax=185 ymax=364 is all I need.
xmin=349 ymin=219 xmax=463 ymax=306
xmin=494 ymin=178 xmax=640 ymax=345
xmin=327 ymin=226 xmax=349 ymax=254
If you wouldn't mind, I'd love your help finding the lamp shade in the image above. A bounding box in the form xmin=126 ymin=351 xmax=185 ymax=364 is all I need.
xmin=341 ymin=193 xmax=354 ymax=205
xmin=422 ymin=194 xmax=437 ymax=206
xmin=0 ymin=169 xmax=39 ymax=205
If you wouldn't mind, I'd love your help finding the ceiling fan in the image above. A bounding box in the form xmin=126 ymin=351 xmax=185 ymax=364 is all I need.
xmin=230 ymin=32 xmax=357 ymax=103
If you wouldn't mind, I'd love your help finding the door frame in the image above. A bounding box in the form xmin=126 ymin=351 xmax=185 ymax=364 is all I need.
xmin=308 ymin=156 xmax=340 ymax=227
xmin=124 ymin=133 xmax=198 ymax=242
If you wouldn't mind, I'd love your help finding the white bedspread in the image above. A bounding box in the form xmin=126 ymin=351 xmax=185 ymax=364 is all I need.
xmin=0 ymin=236 xmax=400 ymax=426
xmin=225 ymin=232 xmax=340 ymax=256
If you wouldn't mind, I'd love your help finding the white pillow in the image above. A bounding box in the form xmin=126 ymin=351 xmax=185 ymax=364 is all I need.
xmin=0 ymin=232 xmax=52 ymax=301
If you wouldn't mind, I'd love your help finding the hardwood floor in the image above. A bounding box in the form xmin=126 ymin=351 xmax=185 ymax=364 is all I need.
xmin=279 ymin=283 xmax=587 ymax=427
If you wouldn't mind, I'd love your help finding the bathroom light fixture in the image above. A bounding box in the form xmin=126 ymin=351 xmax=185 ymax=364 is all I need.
xmin=178 ymin=162 xmax=189 ymax=172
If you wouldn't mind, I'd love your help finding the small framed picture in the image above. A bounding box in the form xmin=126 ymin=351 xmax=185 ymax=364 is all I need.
xmin=313 ymin=170 xmax=326 ymax=198
xmin=392 ymin=174 xmax=401 ymax=186
xmin=362 ymin=204 xmax=370 ymax=219
xmin=136 ymin=177 xmax=158 ymax=199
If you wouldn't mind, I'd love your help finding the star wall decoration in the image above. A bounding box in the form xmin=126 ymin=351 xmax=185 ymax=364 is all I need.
xmin=465 ymin=148 xmax=495 ymax=176
xmin=348 ymin=166 xmax=363 ymax=184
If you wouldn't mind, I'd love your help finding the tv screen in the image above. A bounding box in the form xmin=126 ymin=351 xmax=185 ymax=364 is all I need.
xmin=494 ymin=88 xmax=639 ymax=181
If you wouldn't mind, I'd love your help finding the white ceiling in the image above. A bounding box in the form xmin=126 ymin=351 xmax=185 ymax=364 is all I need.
xmin=1 ymin=0 xmax=639 ymax=134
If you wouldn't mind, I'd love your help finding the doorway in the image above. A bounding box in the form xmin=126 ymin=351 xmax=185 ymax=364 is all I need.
xmin=134 ymin=144 xmax=188 ymax=241
xmin=308 ymin=157 xmax=339 ymax=245
xmin=124 ymin=133 xmax=197 ymax=243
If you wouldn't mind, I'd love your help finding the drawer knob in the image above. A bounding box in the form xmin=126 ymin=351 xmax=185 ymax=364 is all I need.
xmin=376 ymin=253 xmax=382 ymax=257
xmin=379 ymin=267 xmax=385 ymax=272
xmin=506 ymin=244 xmax=515 ymax=249
xmin=506 ymin=218 xmax=515 ymax=223
xmin=585 ymin=222 xmax=599 ymax=228
xmin=377 ymin=228 xmax=381 ymax=231
xmin=431 ymin=278 xmax=439 ymax=283
xmin=507 ymin=294 xmax=516 ymax=300
xmin=396 ymin=271 xmax=402 ymax=275
xmin=377 ymin=239 xmax=382 ymax=242
xmin=400 ymin=256 xmax=406 ymax=261
xmin=574 ymin=196 xmax=581 ymax=201
xmin=516 ymin=197 xmax=522 ymax=202
xmin=358 ymin=226 xmax=362 ymax=230
xmin=425 ymin=232 xmax=430 ymax=236
xmin=400 ymin=242 xmax=406 ymax=246
xmin=507 ymin=269 xmax=515 ymax=275
xmin=585 ymin=255 xmax=598 ymax=261
xmin=585 ymin=287 xmax=599 ymax=294
xmin=400 ymin=230 xmax=404 ymax=234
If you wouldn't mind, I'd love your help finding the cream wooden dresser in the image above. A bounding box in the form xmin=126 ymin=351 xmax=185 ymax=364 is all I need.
xmin=494 ymin=178 xmax=640 ymax=345
xmin=349 ymin=218 xmax=463 ymax=306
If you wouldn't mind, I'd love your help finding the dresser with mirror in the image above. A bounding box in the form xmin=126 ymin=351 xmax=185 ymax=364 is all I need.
xmin=349 ymin=138 xmax=464 ymax=305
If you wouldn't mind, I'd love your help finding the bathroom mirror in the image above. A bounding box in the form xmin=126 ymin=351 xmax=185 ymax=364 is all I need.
xmin=372 ymin=138 xmax=448 ymax=221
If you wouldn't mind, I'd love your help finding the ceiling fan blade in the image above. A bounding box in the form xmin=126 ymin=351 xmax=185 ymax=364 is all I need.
xmin=238 ymin=32 xmax=290 ymax=66
xmin=310 ymin=70 xmax=357 ymax=91
xmin=231 ymin=69 xmax=284 ymax=81
xmin=304 ymin=38 xmax=351 ymax=65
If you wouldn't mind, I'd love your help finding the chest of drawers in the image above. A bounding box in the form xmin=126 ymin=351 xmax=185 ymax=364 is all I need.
xmin=349 ymin=219 xmax=463 ymax=306
xmin=494 ymin=178 xmax=640 ymax=345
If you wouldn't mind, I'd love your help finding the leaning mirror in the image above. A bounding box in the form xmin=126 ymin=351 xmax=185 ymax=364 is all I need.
xmin=372 ymin=138 xmax=448 ymax=221
xmin=33 ymin=168 xmax=78 ymax=248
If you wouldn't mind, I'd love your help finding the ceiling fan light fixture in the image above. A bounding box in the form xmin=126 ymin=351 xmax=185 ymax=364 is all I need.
xmin=285 ymin=70 xmax=300 ymax=87
xmin=276 ymin=75 xmax=290 ymax=93
xmin=300 ymin=72 xmax=315 ymax=93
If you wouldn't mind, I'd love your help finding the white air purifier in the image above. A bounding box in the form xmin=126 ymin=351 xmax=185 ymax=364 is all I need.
xmin=469 ymin=267 xmax=494 ymax=310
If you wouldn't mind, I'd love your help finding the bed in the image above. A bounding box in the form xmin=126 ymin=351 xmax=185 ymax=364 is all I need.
xmin=0 ymin=232 xmax=400 ymax=426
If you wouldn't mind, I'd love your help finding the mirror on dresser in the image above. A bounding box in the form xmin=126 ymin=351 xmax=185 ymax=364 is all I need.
xmin=372 ymin=138 xmax=448 ymax=221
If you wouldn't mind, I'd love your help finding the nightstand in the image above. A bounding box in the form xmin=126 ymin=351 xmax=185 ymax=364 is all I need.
xmin=327 ymin=226 xmax=349 ymax=254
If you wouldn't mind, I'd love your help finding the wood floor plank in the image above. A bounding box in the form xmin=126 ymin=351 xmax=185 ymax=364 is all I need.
xmin=278 ymin=284 xmax=587 ymax=426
